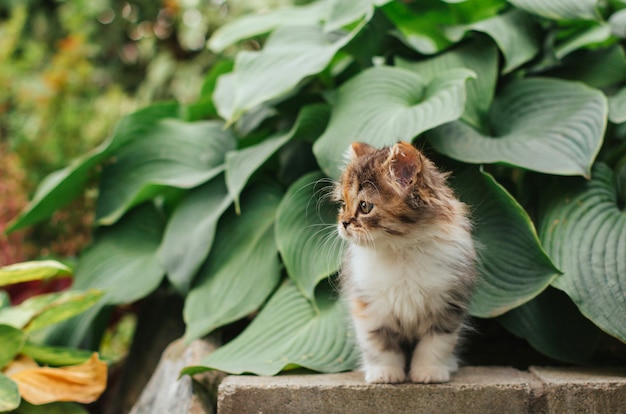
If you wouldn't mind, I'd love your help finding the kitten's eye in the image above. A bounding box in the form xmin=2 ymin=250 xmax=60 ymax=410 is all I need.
xmin=359 ymin=201 xmax=373 ymax=214
xmin=338 ymin=200 xmax=346 ymax=209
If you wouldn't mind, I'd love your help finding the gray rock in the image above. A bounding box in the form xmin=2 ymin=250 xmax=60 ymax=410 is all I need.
xmin=130 ymin=336 xmax=224 ymax=414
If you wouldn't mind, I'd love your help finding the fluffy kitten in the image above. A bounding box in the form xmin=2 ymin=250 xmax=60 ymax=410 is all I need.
xmin=335 ymin=141 xmax=476 ymax=384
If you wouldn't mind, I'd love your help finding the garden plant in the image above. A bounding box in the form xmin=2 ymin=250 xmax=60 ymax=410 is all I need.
xmin=5 ymin=0 xmax=626 ymax=398
xmin=0 ymin=261 xmax=107 ymax=412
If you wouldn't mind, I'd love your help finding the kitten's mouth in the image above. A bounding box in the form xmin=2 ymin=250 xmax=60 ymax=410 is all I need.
xmin=338 ymin=224 xmax=355 ymax=240
xmin=338 ymin=224 xmax=371 ymax=246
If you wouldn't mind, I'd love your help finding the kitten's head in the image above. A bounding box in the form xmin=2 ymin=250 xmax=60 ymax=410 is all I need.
xmin=334 ymin=141 xmax=461 ymax=246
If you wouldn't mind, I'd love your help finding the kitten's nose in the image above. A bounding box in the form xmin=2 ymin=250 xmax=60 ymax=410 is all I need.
xmin=342 ymin=221 xmax=350 ymax=229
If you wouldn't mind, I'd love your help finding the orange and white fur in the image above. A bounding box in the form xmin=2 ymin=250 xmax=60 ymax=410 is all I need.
xmin=335 ymin=142 xmax=476 ymax=384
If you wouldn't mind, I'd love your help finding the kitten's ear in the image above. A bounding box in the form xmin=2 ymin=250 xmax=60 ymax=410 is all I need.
xmin=348 ymin=142 xmax=377 ymax=159
xmin=387 ymin=142 xmax=422 ymax=188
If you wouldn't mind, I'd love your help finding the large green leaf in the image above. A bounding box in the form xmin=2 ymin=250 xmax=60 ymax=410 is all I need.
xmin=0 ymin=290 xmax=102 ymax=332
xmin=96 ymin=120 xmax=235 ymax=225
xmin=42 ymin=206 xmax=165 ymax=348
xmin=608 ymin=85 xmax=626 ymax=123
xmin=382 ymin=0 xmax=507 ymax=55
xmin=0 ymin=324 xmax=25 ymax=369
xmin=213 ymin=19 xmax=367 ymax=124
xmin=546 ymin=45 xmax=626 ymax=90
xmin=324 ymin=0 xmax=392 ymax=31
xmin=610 ymin=8 xmax=626 ymax=38
xmin=0 ymin=261 xmax=71 ymax=288
xmin=508 ymin=0 xmax=599 ymax=20
xmin=0 ymin=292 xmax=9 ymax=311
xmin=184 ymin=182 xmax=283 ymax=341
xmin=276 ymin=172 xmax=341 ymax=300
xmin=314 ymin=66 xmax=475 ymax=178
xmin=73 ymin=205 xmax=165 ymax=305
xmin=538 ymin=163 xmax=626 ymax=342
xmin=207 ymin=1 xmax=327 ymax=52
xmin=184 ymin=280 xmax=358 ymax=376
xmin=445 ymin=9 xmax=541 ymax=73
xmin=499 ymin=287 xmax=603 ymax=364
xmin=24 ymin=291 xmax=102 ymax=333
xmin=396 ymin=38 xmax=498 ymax=130
xmin=225 ymin=104 xmax=330 ymax=213
xmin=382 ymin=0 xmax=454 ymax=54
xmin=0 ymin=373 xmax=20 ymax=412
xmin=7 ymin=103 xmax=179 ymax=232
xmin=21 ymin=343 xmax=94 ymax=367
xmin=15 ymin=401 xmax=89 ymax=414
xmin=429 ymin=77 xmax=607 ymax=178
xmin=226 ymin=134 xmax=291 ymax=214
xmin=159 ymin=178 xmax=232 ymax=294
xmin=554 ymin=23 xmax=612 ymax=59
xmin=451 ymin=167 xmax=560 ymax=317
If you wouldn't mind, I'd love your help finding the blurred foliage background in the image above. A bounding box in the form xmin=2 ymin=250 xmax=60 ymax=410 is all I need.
xmin=0 ymin=0 xmax=293 ymax=266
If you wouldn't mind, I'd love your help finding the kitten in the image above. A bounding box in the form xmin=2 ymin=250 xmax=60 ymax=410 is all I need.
xmin=335 ymin=141 xmax=476 ymax=384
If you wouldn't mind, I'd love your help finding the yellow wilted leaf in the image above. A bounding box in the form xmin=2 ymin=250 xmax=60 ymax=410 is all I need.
xmin=5 ymin=353 xmax=107 ymax=405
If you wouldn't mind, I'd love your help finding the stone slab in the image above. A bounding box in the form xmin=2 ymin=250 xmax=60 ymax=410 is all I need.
xmin=218 ymin=367 xmax=538 ymax=414
xmin=530 ymin=366 xmax=626 ymax=414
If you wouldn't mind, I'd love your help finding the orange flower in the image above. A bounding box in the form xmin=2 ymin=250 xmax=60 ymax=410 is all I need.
xmin=5 ymin=353 xmax=107 ymax=405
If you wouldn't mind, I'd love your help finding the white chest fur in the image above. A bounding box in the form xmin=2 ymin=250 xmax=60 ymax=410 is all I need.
xmin=347 ymin=233 xmax=469 ymax=334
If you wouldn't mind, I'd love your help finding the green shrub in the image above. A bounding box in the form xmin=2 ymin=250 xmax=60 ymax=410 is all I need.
xmin=8 ymin=0 xmax=626 ymax=375
xmin=0 ymin=261 xmax=105 ymax=412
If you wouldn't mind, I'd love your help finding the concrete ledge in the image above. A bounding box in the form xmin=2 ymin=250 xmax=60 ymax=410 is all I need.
xmin=217 ymin=366 xmax=626 ymax=414
xmin=530 ymin=366 xmax=626 ymax=413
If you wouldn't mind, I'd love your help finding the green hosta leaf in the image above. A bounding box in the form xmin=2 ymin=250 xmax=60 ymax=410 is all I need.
xmin=276 ymin=172 xmax=341 ymax=300
xmin=508 ymin=0 xmax=599 ymax=20
xmin=396 ymin=38 xmax=498 ymax=130
xmin=0 ymin=292 xmax=9 ymax=310
xmin=184 ymin=60 xmax=234 ymax=122
xmin=235 ymin=104 xmax=278 ymax=137
xmin=554 ymin=23 xmax=612 ymax=59
xmin=324 ymin=0 xmax=392 ymax=31
xmin=208 ymin=1 xmax=327 ymax=52
xmin=40 ymin=305 xmax=105 ymax=350
xmin=0 ymin=261 xmax=71 ymax=288
xmin=610 ymin=9 xmax=626 ymax=38
xmin=0 ymin=324 xmax=25 ymax=369
xmin=225 ymin=104 xmax=331 ymax=213
xmin=184 ymin=182 xmax=283 ymax=341
xmin=539 ymin=163 xmax=626 ymax=342
xmin=608 ymin=86 xmax=626 ymax=123
xmin=0 ymin=290 xmax=102 ymax=332
xmin=214 ymin=20 xmax=367 ymax=124
xmin=549 ymin=45 xmax=626 ymax=90
xmin=451 ymin=167 xmax=559 ymax=317
xmin=445 ymin=9 xmax=541 ymax=73
xmin=0 ymin=373 xmax=20 ymax=412
xmin=429 ymin=77 xmax=607 ymax=178
xmin=226 ymin=136 xmax=290 ymax=213
xmin=24 ymin=290 xmax=102 ymax=333
xmin=74 ymin=204 xmax=165 ymax=305
xmin=159 ymin=179 xmax=232 ymax=294
xmin=499 ymin=287 xmax=603 ymax=364
xmin=16 ymin=401 xmax=89 ymax=414
xmin=382 ymin=1 xmax=453 ymax=54
xmin=96 ymin=120 xmax=235 ymax=225
xmin=184 ymin=280 xmax=358 ymax=376
xmin=7 ymin=103 xmax=179 ymax=232
xmin=44 ymin=206 xmax=164 ymax=348
xmin=21 ymin=343 xmax=94 ymax=367
xmin=314 ymin=66 xmax=475 ymax=178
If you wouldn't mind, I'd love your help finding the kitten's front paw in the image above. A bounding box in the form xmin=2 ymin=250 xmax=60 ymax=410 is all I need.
xmin=365 ymin=366 xmax=406 ymax=384
xmin=409 ymin=366 xmax=451 ymax=384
